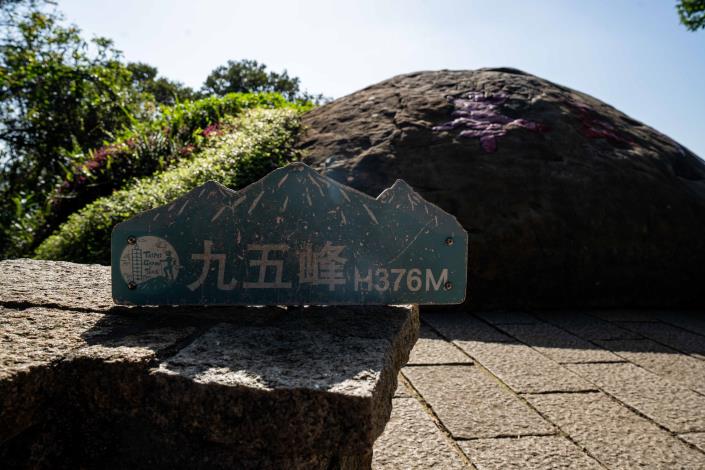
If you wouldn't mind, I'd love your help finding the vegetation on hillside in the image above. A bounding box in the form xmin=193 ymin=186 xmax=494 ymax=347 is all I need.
xmin=0 ymin=1 xmax=319 ymax=261
xmin=35 ymin=108 xmax=303 ymax=264
xmin=28 ymin=92 xmax=308 ymax=255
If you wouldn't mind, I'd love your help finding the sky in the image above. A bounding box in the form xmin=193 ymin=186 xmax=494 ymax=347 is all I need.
xmin=60 ymin=0 xmax=705 ymax=157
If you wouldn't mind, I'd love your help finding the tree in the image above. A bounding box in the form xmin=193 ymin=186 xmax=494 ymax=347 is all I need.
xmin=0 ymin=1 xmax=143 ymax=183
xmin=127 ymin=62 xmax=195 ymax=106
xmin=201 ymin=59 xmax=304 ymax=101
xmin=0 ymin=0 xmax=145 ymax=256
xmin=677 ymin=0 xmax=705 ymax=31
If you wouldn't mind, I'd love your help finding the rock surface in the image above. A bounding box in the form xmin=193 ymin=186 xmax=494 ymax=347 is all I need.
xmin=299 ymin=68 xmax=705 ymax=309
xmin=0 ymin=259 xmax=419 ymax=469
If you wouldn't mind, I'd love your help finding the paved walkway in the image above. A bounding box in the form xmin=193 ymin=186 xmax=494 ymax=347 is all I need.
xmin=372 ymin=310 xmax=705 ymax=469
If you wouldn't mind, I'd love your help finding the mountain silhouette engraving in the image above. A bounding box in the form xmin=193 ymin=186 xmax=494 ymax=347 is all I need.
xmin=111 ymin=162 xmax=467 ymax=305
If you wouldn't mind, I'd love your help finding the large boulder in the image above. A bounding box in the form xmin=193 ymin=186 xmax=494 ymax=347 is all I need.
xmin=299 ymin=68 xmax=705 ymax=309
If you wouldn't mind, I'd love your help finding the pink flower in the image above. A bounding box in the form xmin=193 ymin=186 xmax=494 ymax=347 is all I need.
xmin=202 ymin=123 xmax=221 ymax=138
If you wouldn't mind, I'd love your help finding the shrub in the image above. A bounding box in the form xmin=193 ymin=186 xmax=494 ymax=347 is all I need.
xmin=34 ymin=108 xmax=303 ymax=264
xmin=28 ymin=92 xmax=311 ymax=252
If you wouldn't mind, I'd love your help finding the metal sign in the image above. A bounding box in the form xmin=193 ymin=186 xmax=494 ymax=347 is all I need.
xmin=111 ymin=162 xmax=467 ymax=305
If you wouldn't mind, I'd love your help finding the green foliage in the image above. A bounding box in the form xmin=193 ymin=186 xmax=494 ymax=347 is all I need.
xmin=677 ymin=0 xmax=705 ymax=31
xmin=0 ymin=2 xmax=321 ymax=261
xmin=0 ymin=3 xmax=142 ymax=186
xmin=40 ymin=92 xmax=309 ymax=245
xmin=202 ymin=59 xmax=298 ymax=98
xmin=201 ymin=59 xmax=327 ymax=104
xmin=0 ymin=1 xmax=146 ymax=256
xmin=34 ymin=108 xmax=303 ymax=264
xmin=127 ymin=62 xmax=195 ymax=106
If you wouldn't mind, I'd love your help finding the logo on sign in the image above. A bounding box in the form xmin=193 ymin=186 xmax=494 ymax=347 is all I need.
xmin=119 ymin=236 xmax=180 ymax=289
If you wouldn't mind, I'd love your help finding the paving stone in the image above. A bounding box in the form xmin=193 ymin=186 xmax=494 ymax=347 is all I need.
xmin=534 ymin=311 xmax=638 ymax=340
xmin=614 ymin=321 xmax=705 ymax=359
xmin=679 ymin=432 xmax=705 ymax=453
xmin=393 ymin=374 xmax=412 ymax=398
xmin=527 ymin=392 xmax=705 ymax=469
xmin=567 ymin=362 xmax=705 ymax=433
xmin=595 ymin=338 xmax=705 ymax=395
xmin=422 ymin=313 xmax=592 ymax=392
xmin=402 ymin=365 xmax=554 ymax=439
xmin=497 ymin=323 xmax=623 ymax=364
xmin=422 ymin=311 xmax=512 ymax=343
xmin=372 ymin=398 xmax=467 ymax=469
xmin=590 ymin=310 xmax=662 ymax=322
xmin=407 ymin=325 xmax=472 ymax=365
xmin=459 ymin=435 xmax=601 ymax=470
xmin=421 ymin=314 xmax=591 ymax=393
xmin=474 ymin=312 xmax=537 ymax=325
xmin=456 ymin=340 xmax=595 ymax=393
xmin=656 ymin=312 xmax=705 ymax=337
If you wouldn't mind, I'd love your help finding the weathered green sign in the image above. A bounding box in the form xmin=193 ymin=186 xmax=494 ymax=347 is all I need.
xmin=111 ymin=163 xmax=467 ymax=305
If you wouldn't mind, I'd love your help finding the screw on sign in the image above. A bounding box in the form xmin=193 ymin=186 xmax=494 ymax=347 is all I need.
xmin=111 ymin=162 xmax=468 ymax=305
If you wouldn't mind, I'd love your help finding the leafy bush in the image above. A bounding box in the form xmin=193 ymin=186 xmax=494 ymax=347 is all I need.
xmin=34 ymin=108 xmax=303 ymax=264
xmin=34 ymin=92 xmax=310 ymax=249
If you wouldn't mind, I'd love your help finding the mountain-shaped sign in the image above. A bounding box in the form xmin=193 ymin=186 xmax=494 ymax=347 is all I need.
xmin=111 ymin=162 xmax=467 ymax=305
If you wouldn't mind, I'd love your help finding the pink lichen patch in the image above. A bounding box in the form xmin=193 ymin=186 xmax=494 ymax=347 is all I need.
xmin=567 ymin=99 xmax=632 ymax=146
xmin=433 ymin=92 xmax=547 ymax=153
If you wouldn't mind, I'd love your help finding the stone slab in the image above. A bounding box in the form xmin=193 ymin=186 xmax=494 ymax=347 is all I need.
xmin=567 ymin=362 xmax=705 ymax=433
xmin=372 ymin=398 xmax=467 ymax=469
xmin=497 ymin=323 xmax=623 ymax=364
xmin=527 ymin=392 xmax=705 ymax=469
xmin=0 ymin=306 xmax=104 ymax=378
xmin=0 ymin=306 xmax=114 ymax=443
xmin=456 ymin=340 xmax=595 ymax=393
xmin=406 ymin=325 xmax=472 ymax=365
xmin=615 ymin=321 xmax=705 ymax=359
xmin=0 ymin=305 xmax=196 ymax=446
xmin=157 ymin=322 xmax=390 ymax=395
xmin=533 ymin=311 xmax=639 ymax=340
xmin=0 ymin=259 xmax=420 ymax=469
xmin=402 ymin=365 xmax=553 ymax=439
xmin=276 ymin=304 xmax=417 ymax=341
xmin=595 ymin=338 xmax=705 ymax=394
xmin=459 ymin=435 xmax=601 ymax=470
xmin=0 ymin=259 xmax=113 ymax=311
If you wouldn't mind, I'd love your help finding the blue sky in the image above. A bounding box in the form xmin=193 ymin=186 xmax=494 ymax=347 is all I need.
xmin=61 ymin=0 xmax=705 ymax=157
